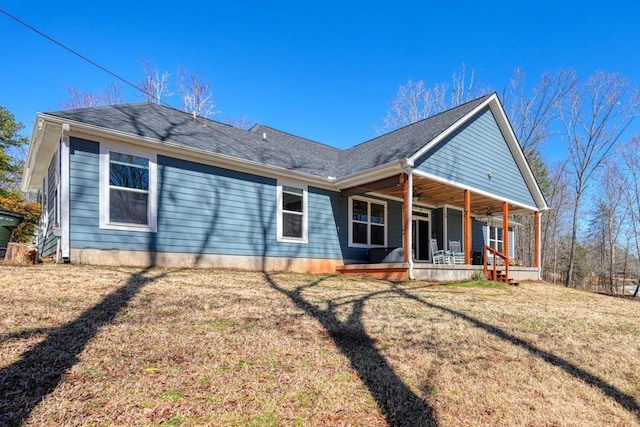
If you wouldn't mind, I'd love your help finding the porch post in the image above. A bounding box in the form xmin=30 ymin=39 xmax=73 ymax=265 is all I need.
xmin=60 ymin=123 xmax=71 ymax=261
xmin=403 ymin=171 xmax=414 ymax=279
xmin=403 ymin=173 xmax=410 ymax=263
xmin=533 ymin=211 xmax=540 ymax=268
xmin=464 ymin=190 xmax=471 ymax=264
xmin=502 ymin=202 xmax=509 ymax=260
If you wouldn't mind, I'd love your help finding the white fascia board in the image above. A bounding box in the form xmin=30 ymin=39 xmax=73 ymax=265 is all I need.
xmin=39 ymin=114 xmax=339 ymax=192
xmin=334 ymin=162 xmax=407 ymax=190
xmin=408 ymin=94 xmax=548 ymax=212
xmin=22 ymin=115 xmax=63 ymax=192
xmin=486 ymin=98 xmax=549 ymax=211
xmin=412 ymin=169 xmax=540 ymax=212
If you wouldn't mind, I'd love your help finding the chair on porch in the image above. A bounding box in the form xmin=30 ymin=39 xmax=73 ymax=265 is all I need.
xmin=448 ymin=240 xmax=465 ymax=265
xmin=430 ymin=239 xmax=450 ymax=264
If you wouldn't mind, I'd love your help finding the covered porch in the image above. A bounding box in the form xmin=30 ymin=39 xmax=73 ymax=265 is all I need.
xmin=336 ymin=171 xmax=542 ymax=282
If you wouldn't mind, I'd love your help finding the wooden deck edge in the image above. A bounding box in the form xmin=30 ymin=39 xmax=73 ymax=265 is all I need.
xmin=336 ymin=264 xmax=409 ymax=281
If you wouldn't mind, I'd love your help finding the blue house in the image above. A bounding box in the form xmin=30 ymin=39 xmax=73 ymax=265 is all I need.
xmin=21 ymin=93 xmax=547 ymax=281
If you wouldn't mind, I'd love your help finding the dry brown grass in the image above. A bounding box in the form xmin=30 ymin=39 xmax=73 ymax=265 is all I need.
xmin=1 ymin=264 xmax=639 ymax=426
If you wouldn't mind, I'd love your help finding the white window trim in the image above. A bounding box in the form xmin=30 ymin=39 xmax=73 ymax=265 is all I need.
xmin=484 ymin=224 xmax=515 ymax=258
xmin=348 ymin=196 xmax=388 ymax=248
xmin=488 ymin=225 xmax=503 ymax=252
xmin=276 ymin=180 xmax=308 ymax=244
xmin=99 ymin=141 xmax=157 ymax=232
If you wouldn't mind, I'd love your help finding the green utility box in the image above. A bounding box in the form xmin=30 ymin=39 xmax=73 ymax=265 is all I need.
xmin=0 ymin=208 xmax=24 ymax=259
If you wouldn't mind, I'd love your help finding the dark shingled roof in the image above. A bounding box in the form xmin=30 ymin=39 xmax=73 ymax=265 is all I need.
xmin=335 ymin=94 xmax=492 ymax=177
xmin=48 ymin=103 xmax=341 ymax=178
xmin=248 ymin=124 xmax=342 ymax=177
xmin=46 ymin=95 xmax=492 ymax=180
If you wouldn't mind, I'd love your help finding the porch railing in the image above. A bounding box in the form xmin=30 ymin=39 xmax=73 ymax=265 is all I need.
xmin=483 ymin=246 xmax=509 ymax=283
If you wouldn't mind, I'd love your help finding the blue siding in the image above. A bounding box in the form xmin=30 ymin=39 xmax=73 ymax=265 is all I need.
xmin=40 ymin=154 xmax=59 ymax=256
xmin=414 ymin=107 xmax=536 ymax=208
xmin=69 ymin=137 xmax=342 ymax=260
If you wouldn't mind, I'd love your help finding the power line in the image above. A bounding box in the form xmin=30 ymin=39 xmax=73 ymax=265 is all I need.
xmin=0 ymin=8 xmax=314 ymax=175
xmin=0 ymin=8 xmax=159 ymax=103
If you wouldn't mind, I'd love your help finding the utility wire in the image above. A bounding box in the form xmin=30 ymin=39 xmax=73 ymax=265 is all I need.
xmin=0 ymin=8 xmax=312 ymax=175
xmin=0 ymin=8 xmax=158 ymax=103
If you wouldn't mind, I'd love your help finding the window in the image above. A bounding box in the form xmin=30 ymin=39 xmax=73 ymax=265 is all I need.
xmin=349 ymin=197 xmax=386 ymax=247
xmin=487 ymin=225 xmax=503 ymax=253
xmin=100 ymin=143 xmax=157 ymax=232
xmin=484 ymin=225 xmax=514 ymax=258
xmin=277 ymin=181 xmax=307 ymax=243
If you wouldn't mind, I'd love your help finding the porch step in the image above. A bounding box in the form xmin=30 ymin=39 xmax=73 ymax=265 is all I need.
xmin=485 ymin=270 xmax=518 ymax=285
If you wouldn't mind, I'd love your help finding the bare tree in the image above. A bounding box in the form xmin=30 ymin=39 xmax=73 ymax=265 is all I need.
xmin=139 ymin=60 xmax=172 ymax=104
xmin=223 ymin=115 xmax=255 ymax=130
xmin=600 ymin=160 xmax=629 ymax=291
xmin=450 ymin=63 xmax=482 ymax=108
xmin=559 ymin=71 xmax=640 ymax=288
xmin=502 ymin=68 xmax=578 ymax=158
xmin=621 ymin=135 xmax=640 ymax=296
xmin=587 ymin=161 xmax=629 ymax=294
xmin=178 ymin=68 xmax=216 ymax=118
xmin=103 ymin=82 xmax=123 ymax=105
xmin=60 ymin=83 xmax=123 ymax=109
xmin=60 ymin=86 xmax=105 ymax=109
xmin=377 ymin=64 xmax=490 ymax=134
xmin=541 ymin=162 xmax=573 ymax=283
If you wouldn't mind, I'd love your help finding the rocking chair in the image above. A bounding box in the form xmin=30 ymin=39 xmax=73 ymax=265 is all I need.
xmin=448 ymin=240 xmax=465 ymax=265
xmin=430 ymin=239 xmax=450 ymax=264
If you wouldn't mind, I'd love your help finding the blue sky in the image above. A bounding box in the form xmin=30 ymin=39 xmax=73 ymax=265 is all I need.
xmin=2 ymin=1 xmax=639 ymax=162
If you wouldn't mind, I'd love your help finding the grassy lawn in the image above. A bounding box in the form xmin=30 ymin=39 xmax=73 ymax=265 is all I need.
xmin=1 ymin=264 xmax=639 ymax=426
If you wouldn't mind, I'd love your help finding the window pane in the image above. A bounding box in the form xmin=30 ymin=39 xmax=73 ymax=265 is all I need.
xmin=283 ymin=190 xmax=303 ymax=213
xmin=110 ymin=189 xmax=148 ymax=224
xmin=352 ymin=199 xmax=368 ymax=222
xmin=110 ymin=162 xmax=149 ymax=190
xmin=371 ymin=203 xmax=385 ymax=224
xmin=353 ymin=223 xmax=368 ymax=244
xmin=283 ymin=212 xmax=303 ymax=238
xmin=371 ymin=224 xmax=385 ymax=245
xmin=110 ymin=152 xmax=149 ymax=167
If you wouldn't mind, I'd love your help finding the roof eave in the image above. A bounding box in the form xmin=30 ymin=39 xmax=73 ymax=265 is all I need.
xmin=21 ymin=114 xmax=63 ymax=192
xmin=334 ymin=160 xmax=410 ymax=190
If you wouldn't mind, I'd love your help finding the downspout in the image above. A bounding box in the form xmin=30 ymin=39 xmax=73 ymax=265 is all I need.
xmin=60 ymin=123 xmax=71 ymax=262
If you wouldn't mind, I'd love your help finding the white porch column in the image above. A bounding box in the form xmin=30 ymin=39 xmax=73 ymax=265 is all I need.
xmin=402 ymin=170 xmax=414 ymax=280
xmin=60 ymin=124 xmax=70 ymax=261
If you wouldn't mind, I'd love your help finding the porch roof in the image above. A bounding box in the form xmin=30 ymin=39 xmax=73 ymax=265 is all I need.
xmin=347 ymin=173 xmax=537 ymax=215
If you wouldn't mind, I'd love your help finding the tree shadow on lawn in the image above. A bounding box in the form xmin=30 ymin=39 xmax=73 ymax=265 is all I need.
xmin=391 ymin=282 xmax=640 ymax=422
xmin=0 ymin=268 xmax=165 ymax=427
xmin=0 ymin=327 xmax=59 ymax=345
xmin=265 ymin=273 xmax=438 ymax=427
xmin=267 ymin=274 xmax=640 ymax=425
